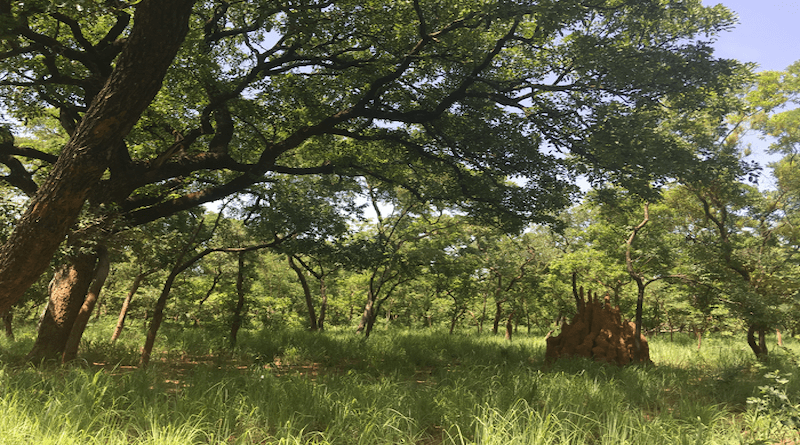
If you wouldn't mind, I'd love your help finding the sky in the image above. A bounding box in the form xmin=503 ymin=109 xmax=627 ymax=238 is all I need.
xmin=705 ymin=0 xmax=799 ymax=72
xmin=704 ymin=0 xmax=800 ymax=180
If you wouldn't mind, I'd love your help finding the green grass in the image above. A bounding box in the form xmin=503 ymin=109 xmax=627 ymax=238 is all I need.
xmin=1 ymin=323 xmax=800 ymax=444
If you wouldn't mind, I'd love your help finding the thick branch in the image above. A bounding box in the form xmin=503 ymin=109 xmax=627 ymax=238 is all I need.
xmin=0 ymin=0 xmax=196 ymax=314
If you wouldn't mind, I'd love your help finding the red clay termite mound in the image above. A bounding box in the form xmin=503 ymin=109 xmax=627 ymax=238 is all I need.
xmin=545 ymin=289 xmax=650 ymax=366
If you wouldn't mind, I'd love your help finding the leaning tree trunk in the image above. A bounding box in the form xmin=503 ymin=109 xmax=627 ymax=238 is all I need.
xmin=0 ymin=0 xmax=195 ymax=315
xmin=110 ymin=269 xmax=156 ymax=343
xmin=140 ymin=272 xmax=180 ymax=367
xmin=62 ymin=246 xmax=111 ymax=363
xmin=27 ymin=249 xmax=98 ymax=362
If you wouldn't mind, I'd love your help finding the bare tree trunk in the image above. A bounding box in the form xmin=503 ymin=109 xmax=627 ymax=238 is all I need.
xmin=2 ymin=309 xmax=13 ymax=341
xmin=140 ymin=219 xmax=207 ymax=367
xmin=492 ymin=300 xmax=503 ymax=335
xmin=479 ymin=293 xmax=487 ymax=334
xmin=63 ymin=245 xmax=111 ymax=362
xmin=504 ymin=311 xmax=515 ymax=341
xmin=356 ymin=297 xmax=374 ymax=334
xmin=230 ymin=252 xmax=246 ymax=347
xmin=747 ymin=324 xmax=768 ymax=361
xmin=318 ymin=277 xmax=328 ymax=332
xmin=288 ymin=255 xmax=318 ymax=330
xmin=26 ymin=249 xmax=98 ymax=362
xmin=626 ymin=203 xmax=649 ymax=357
xmin=140 ymin=272 xmax=179 ymax=367
xmin=111 ymin=269 xmax=155 ymax=343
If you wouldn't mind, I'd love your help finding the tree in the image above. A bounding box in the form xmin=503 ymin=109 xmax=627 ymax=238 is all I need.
xmin=0 ymin=0 xmax=195 ymax=312
xmin=0 ymin=0 xmax=746 ymax=321
xmin=139 ymin=212 xmax=284 ymax=366
xmin=349 ymin=187 xmax=437 ymax=338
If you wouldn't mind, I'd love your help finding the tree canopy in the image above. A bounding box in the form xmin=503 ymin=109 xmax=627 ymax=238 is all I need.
xmin=0 ymin=0 xmax=746 ymax=312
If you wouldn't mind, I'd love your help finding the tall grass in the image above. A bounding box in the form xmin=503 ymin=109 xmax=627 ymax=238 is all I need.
xmin=1 ymin=324 xmax=799 ymax=444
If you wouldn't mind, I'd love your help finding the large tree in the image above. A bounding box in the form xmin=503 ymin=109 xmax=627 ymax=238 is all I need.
xmin=0 ymin=0 xmax=745 ymax=319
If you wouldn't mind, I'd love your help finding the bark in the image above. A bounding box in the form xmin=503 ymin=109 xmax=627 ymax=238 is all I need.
xmin=140 ymin=227 xmax=284 ymax=366
xmin=2 ymin=309 xmax=13 ymax=341
xmin=0 ymin=0 xmax=195 ymax=314
xmin=356 ymin=297 xmax=374 ymax=334
xmin=479 ymin=293 xmax=487 ymax=334
xmin=27 ymin=249 xmax=98 ymax=362
xmin=747 ymin=324 xmax=768 ymax=361
xmin=63 ymin=245 xmax=111 ymax=363
xmin=111 ymin=271 xmax=144 ymax=343
xmin=317 ymin=276 xmax=328 ymax=332
xmin=288 ymin=255 xmax=318 ymax=331
xmin=230 ymin=252 xmax=246 ymax=347
xmin=492 ymin=300 xmax=503 ymax=335
xmin=626 ymin=203 xmax=649 ymax=357
xmin=362 ymin=304 xmax=379 ymax=339
xmin=504 ymin=310 xmax=515 ymax=341
xmin=358 ymin=277 xmax=409 ymax=339
xmin=140 ymin=271 xmax=180 ymax=367
xmin=140 ymin=220 xmax=207 ymax=367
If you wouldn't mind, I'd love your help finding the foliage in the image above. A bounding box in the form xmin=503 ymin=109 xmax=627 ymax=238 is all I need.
xmin=0 ymin=0 xmax=748 ymax=232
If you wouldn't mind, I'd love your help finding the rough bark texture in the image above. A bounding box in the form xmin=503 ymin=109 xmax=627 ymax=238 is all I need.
xmin=2 ymin=309 xmax=13 ymax=340
xmin=545 ymin=289 xmax=651 ymax=366
xmin=0 ymin=0 xmax=195 ymax=314
xmin=26 ymin=250 xmax=98 ymax=362
xmin=62 ymin=246 xmax=111 ymax=362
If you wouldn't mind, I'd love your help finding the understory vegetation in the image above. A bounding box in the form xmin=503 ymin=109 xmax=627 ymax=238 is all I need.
xmin=1 ymin=321 xmax=799 ymax=444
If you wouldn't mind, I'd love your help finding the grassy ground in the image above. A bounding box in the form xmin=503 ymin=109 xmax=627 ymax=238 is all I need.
xmin=1 ymin=322 xmax=799 ymax=444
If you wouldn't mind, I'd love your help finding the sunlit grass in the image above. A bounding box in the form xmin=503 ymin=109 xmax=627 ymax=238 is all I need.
xmin=1 ymin=324 xmax=800 ymax=443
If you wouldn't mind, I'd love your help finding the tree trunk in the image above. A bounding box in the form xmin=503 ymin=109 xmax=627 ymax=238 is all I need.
xmin=0 ymin=0 xmax=195 ymax=314
xmin=356 ymin=296 xmax=375 ymax=335
xmin=2 ymin=309 xmax=13 ymax=341
xmin=626 ymin=203 xmax=649 ymax=357
xmin=747 ymin=324 xmax=769 ymax=361
xmin=288 ymin=256 xmax=318 ymax=330
xmin=317 ymin=277 xmax=328 ymax=332
xmin=27 ymin=250 xmax=98 ymax=362
xmin=140 ymin=272 xmax=179 ymax=367
xmin=504 ymin=311 xmax=515 ymax=341
xmin=479 ymin=293 xmax=487 ymax=334
xmin=63 ymin=245 xmax=111 ymax=362
xmin=363 ymin=304 xmax=379 ymax=339
xmin=230 ymin=252 xmax=246 ymax=348
xmin=111 ymin=269 xmax=155 ymax=343
xmin=492 ymin=300 xmax=503 ymax=335
xmin=449 ymin=310 xmax=458 ymax=334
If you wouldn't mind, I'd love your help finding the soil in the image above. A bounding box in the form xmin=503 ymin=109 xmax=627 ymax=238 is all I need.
xmin=545 ymin=289 xmax=650 ymax=366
